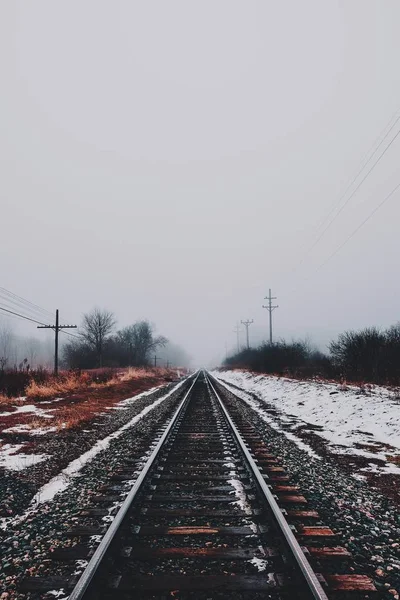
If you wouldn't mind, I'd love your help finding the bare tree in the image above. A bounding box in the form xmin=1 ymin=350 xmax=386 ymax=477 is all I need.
xmin=24 ymin=337 xmax=41 ymax=369
xmin=0 ymin=321 xmax=14 ymax=370
xmin=115 ymin=321 xmax=167 ymax=366
xmin=81 ymin=308 xmax=116 ymax=367
xmin=329 ymin=327 xmax=385 ymax=383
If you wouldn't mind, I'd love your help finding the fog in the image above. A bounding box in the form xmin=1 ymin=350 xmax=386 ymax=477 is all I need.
xmin=2 ymin=1 xmax=400 ymax=367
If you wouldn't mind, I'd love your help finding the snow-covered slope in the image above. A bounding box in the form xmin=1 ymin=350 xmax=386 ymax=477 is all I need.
xmin=211 ymin=370 xmax=400 ymax=475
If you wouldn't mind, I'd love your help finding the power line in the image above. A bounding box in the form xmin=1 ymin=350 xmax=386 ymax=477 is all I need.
xmin=0 ymin=289 xmax=81 ymax=371
xmin=0 ymin=295 xmax=52 ymax=325
xmin=0 ymin=286 xmax=54 ymax=319
xmin=0 ymin=313 xmax=23 ymax=323
xmin=0 ymin=288 xmax=52 ymax=316
xmin=310 ymin=113 xmax=400 ymax=241
xmin=59 ymin=328 xmax=80 ymax=340
xmin=0 ymin=299 xmax=47 ymax=324
xmin=287 ymin=179 xmax=400 ymax=297
xmin=0 ymin=287 xmax=77 ymax=334
xmin=294 ymin=125 xmax=400 ymax=272
xmin=0 ymin=305 xmax=48 ymax=327
xmin=317 ymin=180 xmax=400 ymax=271
xmin=289 ymin=112 xmax=400 ymax=281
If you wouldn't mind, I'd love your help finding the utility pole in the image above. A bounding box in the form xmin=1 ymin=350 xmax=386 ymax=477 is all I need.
xmin=233 ymin=322 xmax=240 ymax=353
xmin=37 ymin=309 xmax=77 ymax=376
xmin=241 ymin=319 xmax=254 ymax=349
xmin=154 ymin=354 xmax=161 ymax=367
xmin=262 ymin=289 xmax=278 ymax=344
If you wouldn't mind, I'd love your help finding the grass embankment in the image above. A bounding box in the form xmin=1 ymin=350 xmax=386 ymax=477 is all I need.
xmin=0 ymin=367 xmax=177 ymax=433
xmin=25 ymin=367 xmax=160 ymax=400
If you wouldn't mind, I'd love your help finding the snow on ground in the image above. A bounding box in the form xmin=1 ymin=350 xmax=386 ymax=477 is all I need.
xmin=107 ymin=385 xmax=160 ymax=410
xmin=0 ymin=443 xmax=48 ymax=470
xmin=0 ymin=404 xmax=54 ymax=418
xmin=212 ymin=370 xmax=400 ymax=476
xmin=0 ymin=404 xmax=58 ymax=471
xmin=0 ymin=377 xmax=187 ymax=531
xmin=0 ymin=404 xmax=57 ymax=469
xmin=2 ymin=425 xmax=58 ymax=435
xmin=0 ymin=383 xmax=170 ymax=473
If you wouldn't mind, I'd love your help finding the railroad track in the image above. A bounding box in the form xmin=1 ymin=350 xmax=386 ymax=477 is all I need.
xmin=21 ymin=371 xmax=375 ymax=599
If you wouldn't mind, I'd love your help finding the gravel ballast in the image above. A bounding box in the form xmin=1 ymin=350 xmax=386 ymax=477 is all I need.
xmin=213 ymin=374 xmax=400 ymax=599
xmin=0 ymin=379 xmax=183 ymax=517
xmin=0 ymin=377 xmax=192 ymax=598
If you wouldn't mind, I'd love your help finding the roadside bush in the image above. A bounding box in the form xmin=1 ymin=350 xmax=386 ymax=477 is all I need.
xmin=329 ymin=327 xmax=385 ymax=383
xmin=329 ymin=324 xmax=400 ymax=385
xmin=25 ymin=370 xmax=119 ymax=401
xmin=224 ymin=340 xmax=333 ymax=379
xmin=0 ymin=368 xmax=49 ymax=398
xmin=0 ymin=393 xmax=10 ymax=406
xmin=24 ymin=367 xmax=156 ymax=402
xmin=84 ymin=368 xmax=116 ymax=384
xmin=224 ymin=322 xmax=400 ymax=386
xmin=25 ymin=372 xmax=87 ymax=401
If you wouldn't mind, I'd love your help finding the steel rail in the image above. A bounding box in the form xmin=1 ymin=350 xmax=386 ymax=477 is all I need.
xmin=205 ymin=372 xmax=329 ymax=600
xmin=68 ymin=372 xmax=200 ymax=600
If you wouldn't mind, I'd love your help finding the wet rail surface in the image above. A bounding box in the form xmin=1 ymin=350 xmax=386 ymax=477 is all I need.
xmin=21 ymin=372 xmax=375 ymax=599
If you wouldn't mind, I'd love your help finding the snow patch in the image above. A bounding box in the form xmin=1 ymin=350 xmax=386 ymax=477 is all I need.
xmin=214 ymin=376 xmax=320 ymax=460
xmin=249 ymin=556 xmax=268 ymax=571
xmin=212 ymin=370 xmax=400 ymax=468
xmin=3 ymin=424 xmax=58 ymax=436
xmin=0 ymin=443 xmax=47 ymax=470
xmin=227 ymin=477 xmax=252 ymax=515
xmin=0 ymin=404 xmax=54 ymax=418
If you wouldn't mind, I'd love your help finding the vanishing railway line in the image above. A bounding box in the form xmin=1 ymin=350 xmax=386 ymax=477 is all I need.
xmin=21 ymin=371 xmax=375 ymax=599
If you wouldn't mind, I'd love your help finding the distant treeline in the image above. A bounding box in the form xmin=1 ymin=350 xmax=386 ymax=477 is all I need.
xmin=63 ymin=308 xmax=190 ymax=370
xmin=224 ymin=324 xmax=400 ymax=385
xmin=0 ymin=308 xmax=190 ymax=397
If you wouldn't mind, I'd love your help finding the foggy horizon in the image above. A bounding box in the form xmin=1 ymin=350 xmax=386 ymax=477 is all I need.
xmin=2 ymin=1 xmax=400 ymax=367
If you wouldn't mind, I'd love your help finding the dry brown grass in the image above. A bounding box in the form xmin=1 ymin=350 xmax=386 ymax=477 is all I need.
xmin=2 ymin=395 xmax=115 ymax=432
xmin=10 ymin=367 xmax=175 ymax=404
xmin=0 ymin=367 xmax=176 ymax=433
xmin=46 ymin=369 xmax=173 ymax=430
xmin=0 ymin=393 xmax=26 ymax=410
xmin=119 ymin=367 xmax=169 ymax=381
xmin=26 ymin=368 xmax=171 ymax=401
xmin=26 ymin=372 xmax=96 ymax=401
xmin=386 ymin=454 xmax=400 ymax=465
xmin=38 ymin=396 xmax=119 ymax=431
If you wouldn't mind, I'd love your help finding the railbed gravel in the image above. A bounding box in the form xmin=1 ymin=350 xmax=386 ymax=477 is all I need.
xmin=0 ymin=380 xmax=184 ymax=518
xmin=0 ymin=378 xmax=191 ymax=599
xmin=214 ymin=377 xmax=400 ymax=599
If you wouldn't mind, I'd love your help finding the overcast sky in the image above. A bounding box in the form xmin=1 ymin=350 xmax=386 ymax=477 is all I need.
xmin=1 ymin=1 xmax=400 ymax=366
